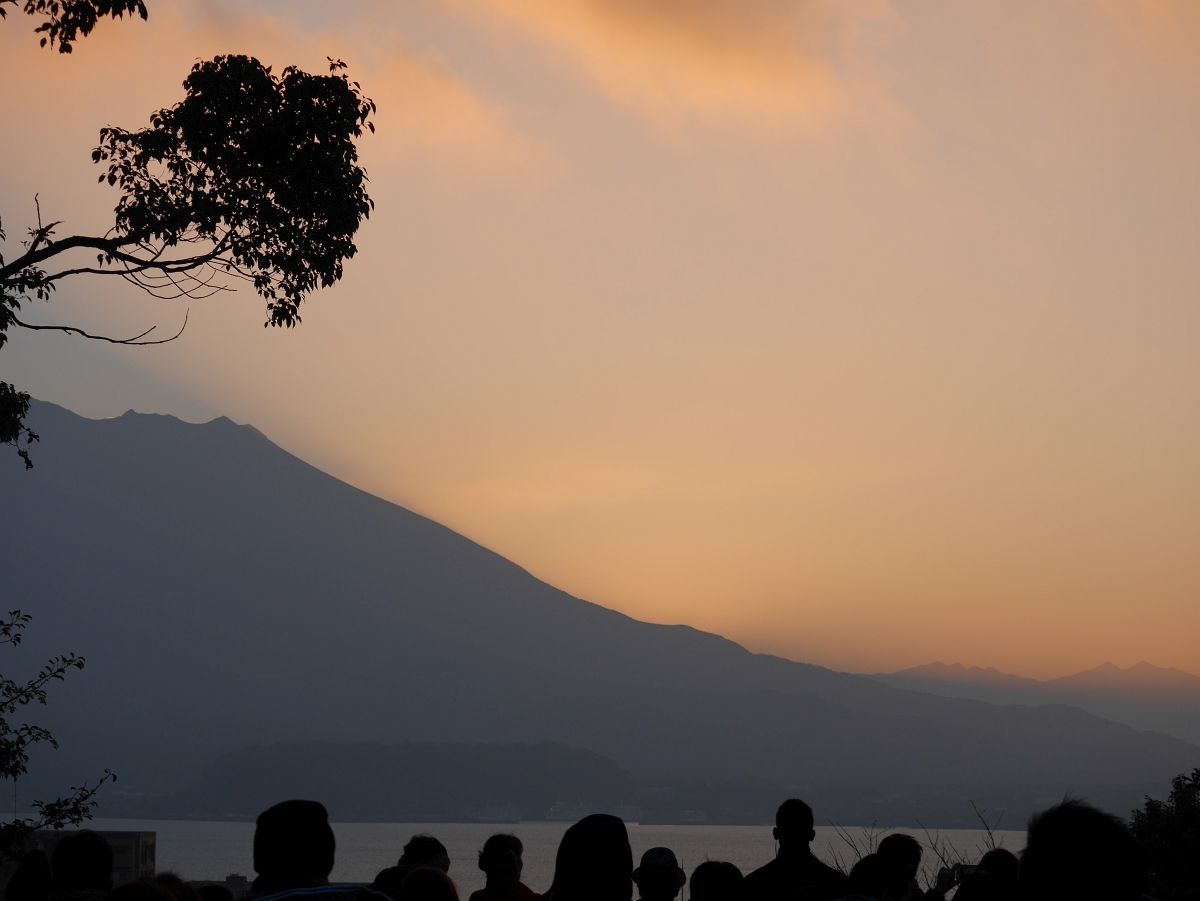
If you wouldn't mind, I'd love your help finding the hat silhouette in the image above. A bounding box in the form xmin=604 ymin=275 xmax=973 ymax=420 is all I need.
xmin=634 ymin=848 xmax=687 ymax=889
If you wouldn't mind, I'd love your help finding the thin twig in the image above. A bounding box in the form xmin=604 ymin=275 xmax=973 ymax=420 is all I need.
xmin=12 ymin=310 xmax=188 ymax=345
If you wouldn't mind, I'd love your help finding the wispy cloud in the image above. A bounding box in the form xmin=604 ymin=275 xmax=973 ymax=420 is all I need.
xmin=455 ymin=0 xmax=893 ymax=126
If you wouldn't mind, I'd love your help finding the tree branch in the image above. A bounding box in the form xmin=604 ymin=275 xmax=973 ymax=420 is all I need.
xmin=11 ymin=310 xmax=188 ymax=345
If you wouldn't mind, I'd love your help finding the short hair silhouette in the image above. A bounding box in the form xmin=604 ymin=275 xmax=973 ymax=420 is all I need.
xmin=877 ymin=834 xmax=922 ymax=874
xmin=253 ymin=800 xmax=336 ymax=881
xmin=8 ymin=849 xmax=52 ymax=901
xmin=196 ymin=886 xmax=234 ymax=901
xmin=689 ymin=861 xmax=743 ymax=901
xmin=1020 ymin=799 xmax=1145 ymax=901
xmin=51 ymin=831 xmax=113 ymax=892
xmin=478 ymin=834 xmax=523 ymax=879
xmin=977 ymin=849 xmax=1018 ymax=883
xmin=847 ymin=854 xmax=910 ymax=901
xmin=633 ymin=848 xmax=685 ymax=899
xmin=396 ymin=866 xmax=458 ymax=901
xmin=775 ymin=799 xmax=815 ymax=835
xmin=544 ymin=813 xmax=633 ymax=901
xmin=400 ymin=835 xmax=450 ymax=872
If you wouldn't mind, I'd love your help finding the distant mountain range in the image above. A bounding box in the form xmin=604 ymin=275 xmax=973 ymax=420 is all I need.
xmin=870 ymin=662 xmax=1200 ymax=746
xmin=3 ymin=401 xmax=1198 ymax=827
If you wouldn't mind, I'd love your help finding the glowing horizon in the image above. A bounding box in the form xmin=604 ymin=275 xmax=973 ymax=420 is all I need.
xmin=1 ymin=0 xmax=1197 ymax=681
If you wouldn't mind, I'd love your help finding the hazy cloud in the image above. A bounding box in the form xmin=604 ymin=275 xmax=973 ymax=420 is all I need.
xmin=456 ymin=0 xmax=892 ymax=125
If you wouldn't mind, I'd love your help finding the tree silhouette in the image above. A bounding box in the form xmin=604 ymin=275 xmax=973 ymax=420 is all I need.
xmin=1 ymin=13 xmax=375 ymax=466
xmin=0 ymin=611 xmax=115 ymax=861
xmin=1130 ymin=768 xmax=1200 ymax=900
xmin=0 ymin=1 xmax=147 ymax=53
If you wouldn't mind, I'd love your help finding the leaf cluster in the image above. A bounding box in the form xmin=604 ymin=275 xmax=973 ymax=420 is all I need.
xmin=1130 ymin=769 xmax=1200 ymax=900
xmin=0 ymin=0 xmax=146 ymax=52
xmin=0 ymin=382 xmax=39 ymax=469
xmin=92 ymin=54 xmax=376 ymax=327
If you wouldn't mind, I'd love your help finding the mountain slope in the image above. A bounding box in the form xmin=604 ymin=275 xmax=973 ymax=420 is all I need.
xmin=3 ymin=401 xmax=1196 ymax=824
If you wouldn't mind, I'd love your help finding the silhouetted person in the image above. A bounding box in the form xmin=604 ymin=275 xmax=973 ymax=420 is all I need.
xmin=845 ymin=854 xmax=912 ymax=901
xmin=1019 ymin=799 xmax=1146 ymax=901
xmin=542 ymin=813 xmax=633 ymax=901
xmin=632 ymin=848 xmax=685 ymax=901
xmin=689 ymin=862 xmax=743 ymax=901
xmin=8 ymin=849 xmax=53 ymax=901
xmin=743 ymin=800 xmax=848 ymax=901
xmin=51 ymin=831 xmax=113 ymax=901
xmin=396 ymin=867 xmax=458 ymax=901
xmin=248 ymin=799 xmax=386 ymax=901
xmin=878 ymin=834 xmax=925 ymax=901
xmin=196 ymin=887 xmax=234 ymax=901
xmin=469 ymin=834 xmax=538 ymax=901
xmin=375 ymin=836 xmax=452 ymax=901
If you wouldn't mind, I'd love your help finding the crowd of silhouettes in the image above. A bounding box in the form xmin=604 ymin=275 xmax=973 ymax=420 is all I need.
xmin=3 ymin=795 xmax=1195 ymax=901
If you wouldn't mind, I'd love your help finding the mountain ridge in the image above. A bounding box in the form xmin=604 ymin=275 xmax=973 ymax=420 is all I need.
xmin=886 ymin=660 xmax=1200 ymax=695
xmin=875 ymin=661 xmax=1200 ymax=745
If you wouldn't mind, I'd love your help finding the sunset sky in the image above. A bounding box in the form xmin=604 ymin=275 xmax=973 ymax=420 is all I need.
xmin=1 ymin=0 xmax=1197 ymax=679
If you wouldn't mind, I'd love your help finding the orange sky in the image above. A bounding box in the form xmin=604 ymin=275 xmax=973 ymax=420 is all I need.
xmin=1 ymin=0 xmax=1197 ymax=679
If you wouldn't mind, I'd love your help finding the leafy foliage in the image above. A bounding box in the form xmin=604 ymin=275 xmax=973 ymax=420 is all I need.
xmin=0 ymin=611 xmax=115 ymax=862
xmin=92 ymin=54 xmax=375 ymax=327
xmin=0 ymin=381 xmax=38 ymax=469
xmin=1130 ymin=768 xmax=1200 ymax=900
xmin=0 ymin=0 xmax=146 ymax=52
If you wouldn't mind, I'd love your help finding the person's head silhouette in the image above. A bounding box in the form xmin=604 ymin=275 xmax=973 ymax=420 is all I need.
xmin=545 ymin=813 xmax=633 ymax=901
xmin=400 ymin=835 xmax=450 ymax=873
xmin=847 ymin=854 xmax=912 ymax=901
xmin=773 ymin=799 xmax=816 ymax=856
xmin=8 ymin=849 xmax=52 ymax=901
xmin=51 ymin=831 xmax=113 ymax=894
xmin=252 ymin=800 xmax=336 ymax=891
xmin=1019 ymin=799 xmax=1145 ymax=901
xmin=633 ymin=848 xmax=686 ymax=901
xmin=877 ymin=834 xmax=922 ymax=880
xmin=478 ymin=834 xmax=523 ymax=882
xmin=976 ymin=849 xmax=1018 ymax=883
xmin=689 ymin=861 xmax=742 ymax=901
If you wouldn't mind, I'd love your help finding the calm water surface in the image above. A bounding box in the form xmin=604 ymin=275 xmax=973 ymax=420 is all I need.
xmin=89 ymin=819 xmax=1025 ymax=899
